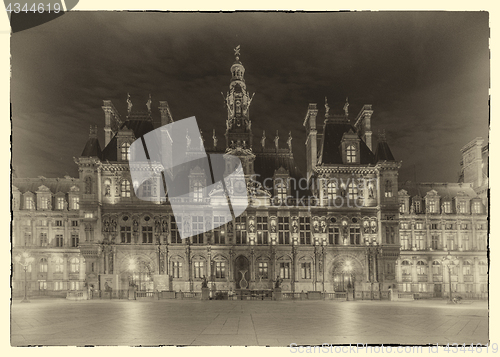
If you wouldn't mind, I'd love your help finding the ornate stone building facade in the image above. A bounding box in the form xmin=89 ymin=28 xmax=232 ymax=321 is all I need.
xmin=11 ymin=50 xmax=488 ymax=300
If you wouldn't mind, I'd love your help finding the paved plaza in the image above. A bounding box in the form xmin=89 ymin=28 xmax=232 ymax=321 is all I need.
xmin=11 ymin=299 xmax=488 ymax=346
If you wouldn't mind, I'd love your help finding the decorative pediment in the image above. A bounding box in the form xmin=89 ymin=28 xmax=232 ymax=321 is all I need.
xmin=189 ymin=165 xmax=205 ymax=175
xmin=70 ymin=185 xmax=80 ymax=192
xmin=274 ymin=166 xmax=289 ymax=177
xmin=398 ymin=189 xmax=408 ymax=196
xmin=37 ymin=185 xmax=51 ymax=193
xmin=425 ymin=189 xmax=439 ymax=197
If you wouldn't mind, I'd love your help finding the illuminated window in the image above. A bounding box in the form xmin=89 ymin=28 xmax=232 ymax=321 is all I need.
xmin=473 ymin=201 xmax=482 ymax=214
xmin=70 ymin=257 xmax=80 ymax=273
xmin=121 ymin=180 xmax=131 ymax=198
xmin=401 ymin=260 xmax=411 ymax=275
xmin=400 ymin=234 xmax=410 ymax=250
xmin=193 ymin=181 xmax=203 ymax=202
xmin=348 ymin=181 xmax=358 ymax=200
xmin=279 ymin=262 xmax=290 ymax=279
xmin=258 ymin=262 xmax=268 ymax=279
xmin=70 ymin=197 xmax=79 ymax=210
xmin=275 ymin=179 xmax=287 ymax=202
xmin=194 ymin=261 xmax=204 ymax=279
xmin=192 ymin=216 xmax=204 ymax=244
xmin=256 ymin=217 xmax=268 ymax=245
xmin=328 ymin=226 xmax=340 ymax=245
xmin=301 ymin=262 xmax=312 ymax=279
xmin=213 ymin=216 xmax=226 ymax=244
xmin=327 ymin=181 xmax=336 ymax=200
xmin=278 ymin=217 xmax=290 ymax=244
xmin=172 ymin=261 xmax=182 ymax=278
xmin=142 ymin=226 xmax=153 ymax=243
xmin=432 ymin=261 xmax=441 ymax=275
xmin=25 ymin=196 xmax=34 ymax=210
xmin=170 ymin=215 xmax=182 ymax=244
xmin=40 ymin=233 xmax=48 ymax=246
xmin=39 ymin=258 xmax=48 ymax=273
xmin=40 ymin=197 xmax=50 ymax=210
xmin=346 ymin=145 xmax=356 ymax=163
xmin=215 ymin=262 xmax=226 ymax=279
xmin=121 ymin=142 xmax=130 ymax=161
xmin=235 ymin=216 xmax=247 ymax=244
xmin=299 ymin=217 xmax=311 ymax=245
xmin=442 ymin=201 xmax=451 ymax=213
xmin=349 ymin=227 xmax=360 ymax=245
xmin=416 ymin=261 xmax=427 ymax=275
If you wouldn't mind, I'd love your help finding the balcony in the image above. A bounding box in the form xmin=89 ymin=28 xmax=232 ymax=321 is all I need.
xmin=401 ymin=276 xmax=412 ymax=282
xmin=417 ymin=275 xmax=428 ymax=282
xmin=432 ymin=275 xmax=443 ymax=282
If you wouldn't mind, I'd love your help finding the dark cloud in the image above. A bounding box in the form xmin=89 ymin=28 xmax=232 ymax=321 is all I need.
xmin=11 ymin=11 xmax=489 ymax=183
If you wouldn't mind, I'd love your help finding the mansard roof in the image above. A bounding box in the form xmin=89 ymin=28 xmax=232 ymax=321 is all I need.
xmin=319 ymin=122 xmax=376 ymax=165
xmin=101 ymin=118 xmax=156 ymax=161
xmin=13 ymin=177 xmax=80 ymax=194
xmin=398 ymin=182 xmax=478 ymax=200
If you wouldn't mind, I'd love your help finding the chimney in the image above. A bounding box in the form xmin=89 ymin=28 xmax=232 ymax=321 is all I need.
xmin=102 ymin=100 xmax=121 ymax=147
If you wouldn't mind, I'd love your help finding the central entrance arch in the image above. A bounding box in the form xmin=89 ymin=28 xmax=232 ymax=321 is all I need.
xmin=234 ymin=255 xmax=250 ymax=289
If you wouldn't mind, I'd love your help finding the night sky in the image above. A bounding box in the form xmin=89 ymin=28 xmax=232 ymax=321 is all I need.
xmin=11 ymin=11 xmax=489 ymax=183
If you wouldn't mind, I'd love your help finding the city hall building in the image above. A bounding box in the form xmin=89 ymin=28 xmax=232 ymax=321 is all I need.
xmin=11 ymin=51 xmax=488 ymax=300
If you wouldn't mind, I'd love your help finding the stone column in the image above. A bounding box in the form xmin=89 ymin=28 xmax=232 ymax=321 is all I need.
xmin=411 ymin=257 xmax=418 ymax=292
xmin=410 ymin=221 xmax=415 ymax=250
xmin=441 ymin=220 xmax=446 ymax=250
xmin=457 ymin=220 xmax=462 ymax=251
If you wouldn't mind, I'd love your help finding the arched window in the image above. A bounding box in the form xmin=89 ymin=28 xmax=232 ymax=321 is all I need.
xmin=121 ymin=142 xmax=130 ymax=161
xmin=39 ymin=258 xmax=48 ymax=273
xmin=462 ymin=260 xmax=472 ymax=275
xmin=432 ymin=261 xmax=441 ymax=275
xmin=193 ymin=181 xmax=203 ymax=202
xmin=142 ymin=179 xmax=154 ymax=198
xmin=54 ymin=257 xmax=64 ymax=273
xmin=121 ymin=180 xmax=131 ymax=198
xmin=385 ymin=180 xmax=392 ymax=198
xmin=70 ymin=257 xmax=80 ymax=273
xmin=401 ymin=260 xmax=411 ymax=275
xmin=275 ymin=179 xmax=287 ymax=202
xmin=348 ymin=181 xmax=358 ymax=200
xmin=346 ymin=145 xmax=356 ymax=163
xmin=416 ymin=260 xmax=427 ymax=275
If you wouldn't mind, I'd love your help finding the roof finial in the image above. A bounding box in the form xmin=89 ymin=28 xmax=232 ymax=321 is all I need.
xmin=146 ymin=94 xmax=152 ymax=113
xmin=234 ymin=45 xmax=241 ymax=61
xmin=89 ymin=125 xmax=97 ymax=138
xmin=274 ymin=130 xmax=279 ymax=151
xmin=379 ymin=129 xmax=387 ymax=142
xmin=287 ymin=131 xmax=293 ymax=152
xmin=127 ymin=93 xmax=133 ymax=115
xmin=343 ymin=97 xmax=349 ymax=117
xmin=325 ymin=97 xmax=330 ymax=118
xmin=261 ymin=130 xmax=266 ymax=149
xmin=213 ymin=129 xmax=218 ymax=148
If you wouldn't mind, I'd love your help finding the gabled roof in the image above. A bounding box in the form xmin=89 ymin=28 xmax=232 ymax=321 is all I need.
xmin=319 ymin=122 xmax=376 ymax=165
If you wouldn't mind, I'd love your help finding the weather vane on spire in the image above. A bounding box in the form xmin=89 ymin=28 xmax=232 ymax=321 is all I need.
xmin=234 ymin=45 xmax=241 ymax=60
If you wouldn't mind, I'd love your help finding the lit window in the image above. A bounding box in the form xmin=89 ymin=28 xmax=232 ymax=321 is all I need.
xmin=170 ymin=215 xmax=182 ymax=244
xmin=327 ymin=181 xmax=336 ymax=200
xmin=40 ymin=197 xmax=49 ymax=210
xmin=215 ymin=262 xmax=226 ymax=279
xmin=275 ymin=179 xmax=287 ymax=203
xmin=121 ymin=142 xmax=130 ymax=161
xmin=349 ymin=227 xmax=360 ymax=245
xmin=416 ymin=261 xmax=427 ymax=275
xmin=301 ymin=262 xmax=312 ymax=279
xmin=256 ymin=217 xmax=268 ymax=245
xmin=70 ymin=197 xmax=79 ymax=210
xmin=328 ymin=226 xmax=340 ymax=245
xmin=194 ymin=261 xmax=204 ymax=279
xmin=213 ymin=216 xmax=226 ymax=244
xmin=193 ymin=181 xmax=203 ymax=202
xmin=84 ymin=212 xmax=93 ymax=219
xmin=400 ymin=234 xmax=410 ymax=250
xmin=278 ymin=217 xmax=290 ymax=244
xmin=25 ymin=196 xmax=34 ymax=210
xmin=432 ymin=261 xmax=441 ymax=275
xmin=121 ymin=226 xmax=131 ymax=243
xmin=348 ymin=182 xmax=358 ymax=201
xmin=235 ymin=216 xmax=247 ymax=244
xmin=258 ymin=262 xmax=268 ymax=279
xmin=473 ymin=201 xmax=482 ymax=214
xmin=172 ymin=261 xmax=182 ymax=278
xmin=56 ymin=197 xmax=65 ymax=210
xmin=192 ymin=216 xmax=204 ymax=244
xmin=71 ymin=233 xmax=79 ymax=247
xmin=142 ymin=226 xmax=153 ymax=243
xmin=39 ymin=258 xmax=48 ymax=273
xmin=401 ymin=261 xmax=411 ymax=275
xmin=346 ymin=145 xmax=356 ymax=163
xmin=299 ymin=217 xmax=311 ymax=244
xmin=70 ymin=257 xmax=80 ymax=273
xmin=279 ymin=262 xmax=290 ymax=279
xmin=121 ymin=180 xmax=131 ymax=198
xmin=442 ymin=201 xmax=451 ymax=214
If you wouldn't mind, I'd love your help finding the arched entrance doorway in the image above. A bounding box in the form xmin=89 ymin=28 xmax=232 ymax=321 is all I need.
xmin=120 ymin=256 xmax=155 ymax=292
xmin=331 ymin=256 xmax=363 ymax=292
xmin=234 ymin=255 xmax=250 ymax=289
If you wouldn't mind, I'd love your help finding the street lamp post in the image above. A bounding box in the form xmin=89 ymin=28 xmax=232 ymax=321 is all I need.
xmin=15 ymin=251 xmax=34 ymax=303
xmin=442 ymin=252 xmax=459 ymax=303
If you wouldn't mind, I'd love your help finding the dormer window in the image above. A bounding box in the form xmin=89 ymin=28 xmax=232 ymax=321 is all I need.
xmin=442 ymin=201 xmax=451 ymax=214
xmin=40 ymin=197 xmax=50 ymax=210
xmin=56 ymin=197 xmax=65 ymax=210
xmin=473 ymin=201 xmax=482 ymax=214
xmin=25 ymin=195 xmax=34 ymax=210
xmin=121 ymin=142 xmax=130 ymax=161
xmin=276 ymin=180 xmax=287 ymax=202
xmin=327 ymin=181 xmax=336 ymax=200
xmin=348 ymin=181 xmax=358 ymax=200
xmin=346 ymin=145 xmax=356 ymax=163
xmin=193 ymin=181 xmax=203 ymax=202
